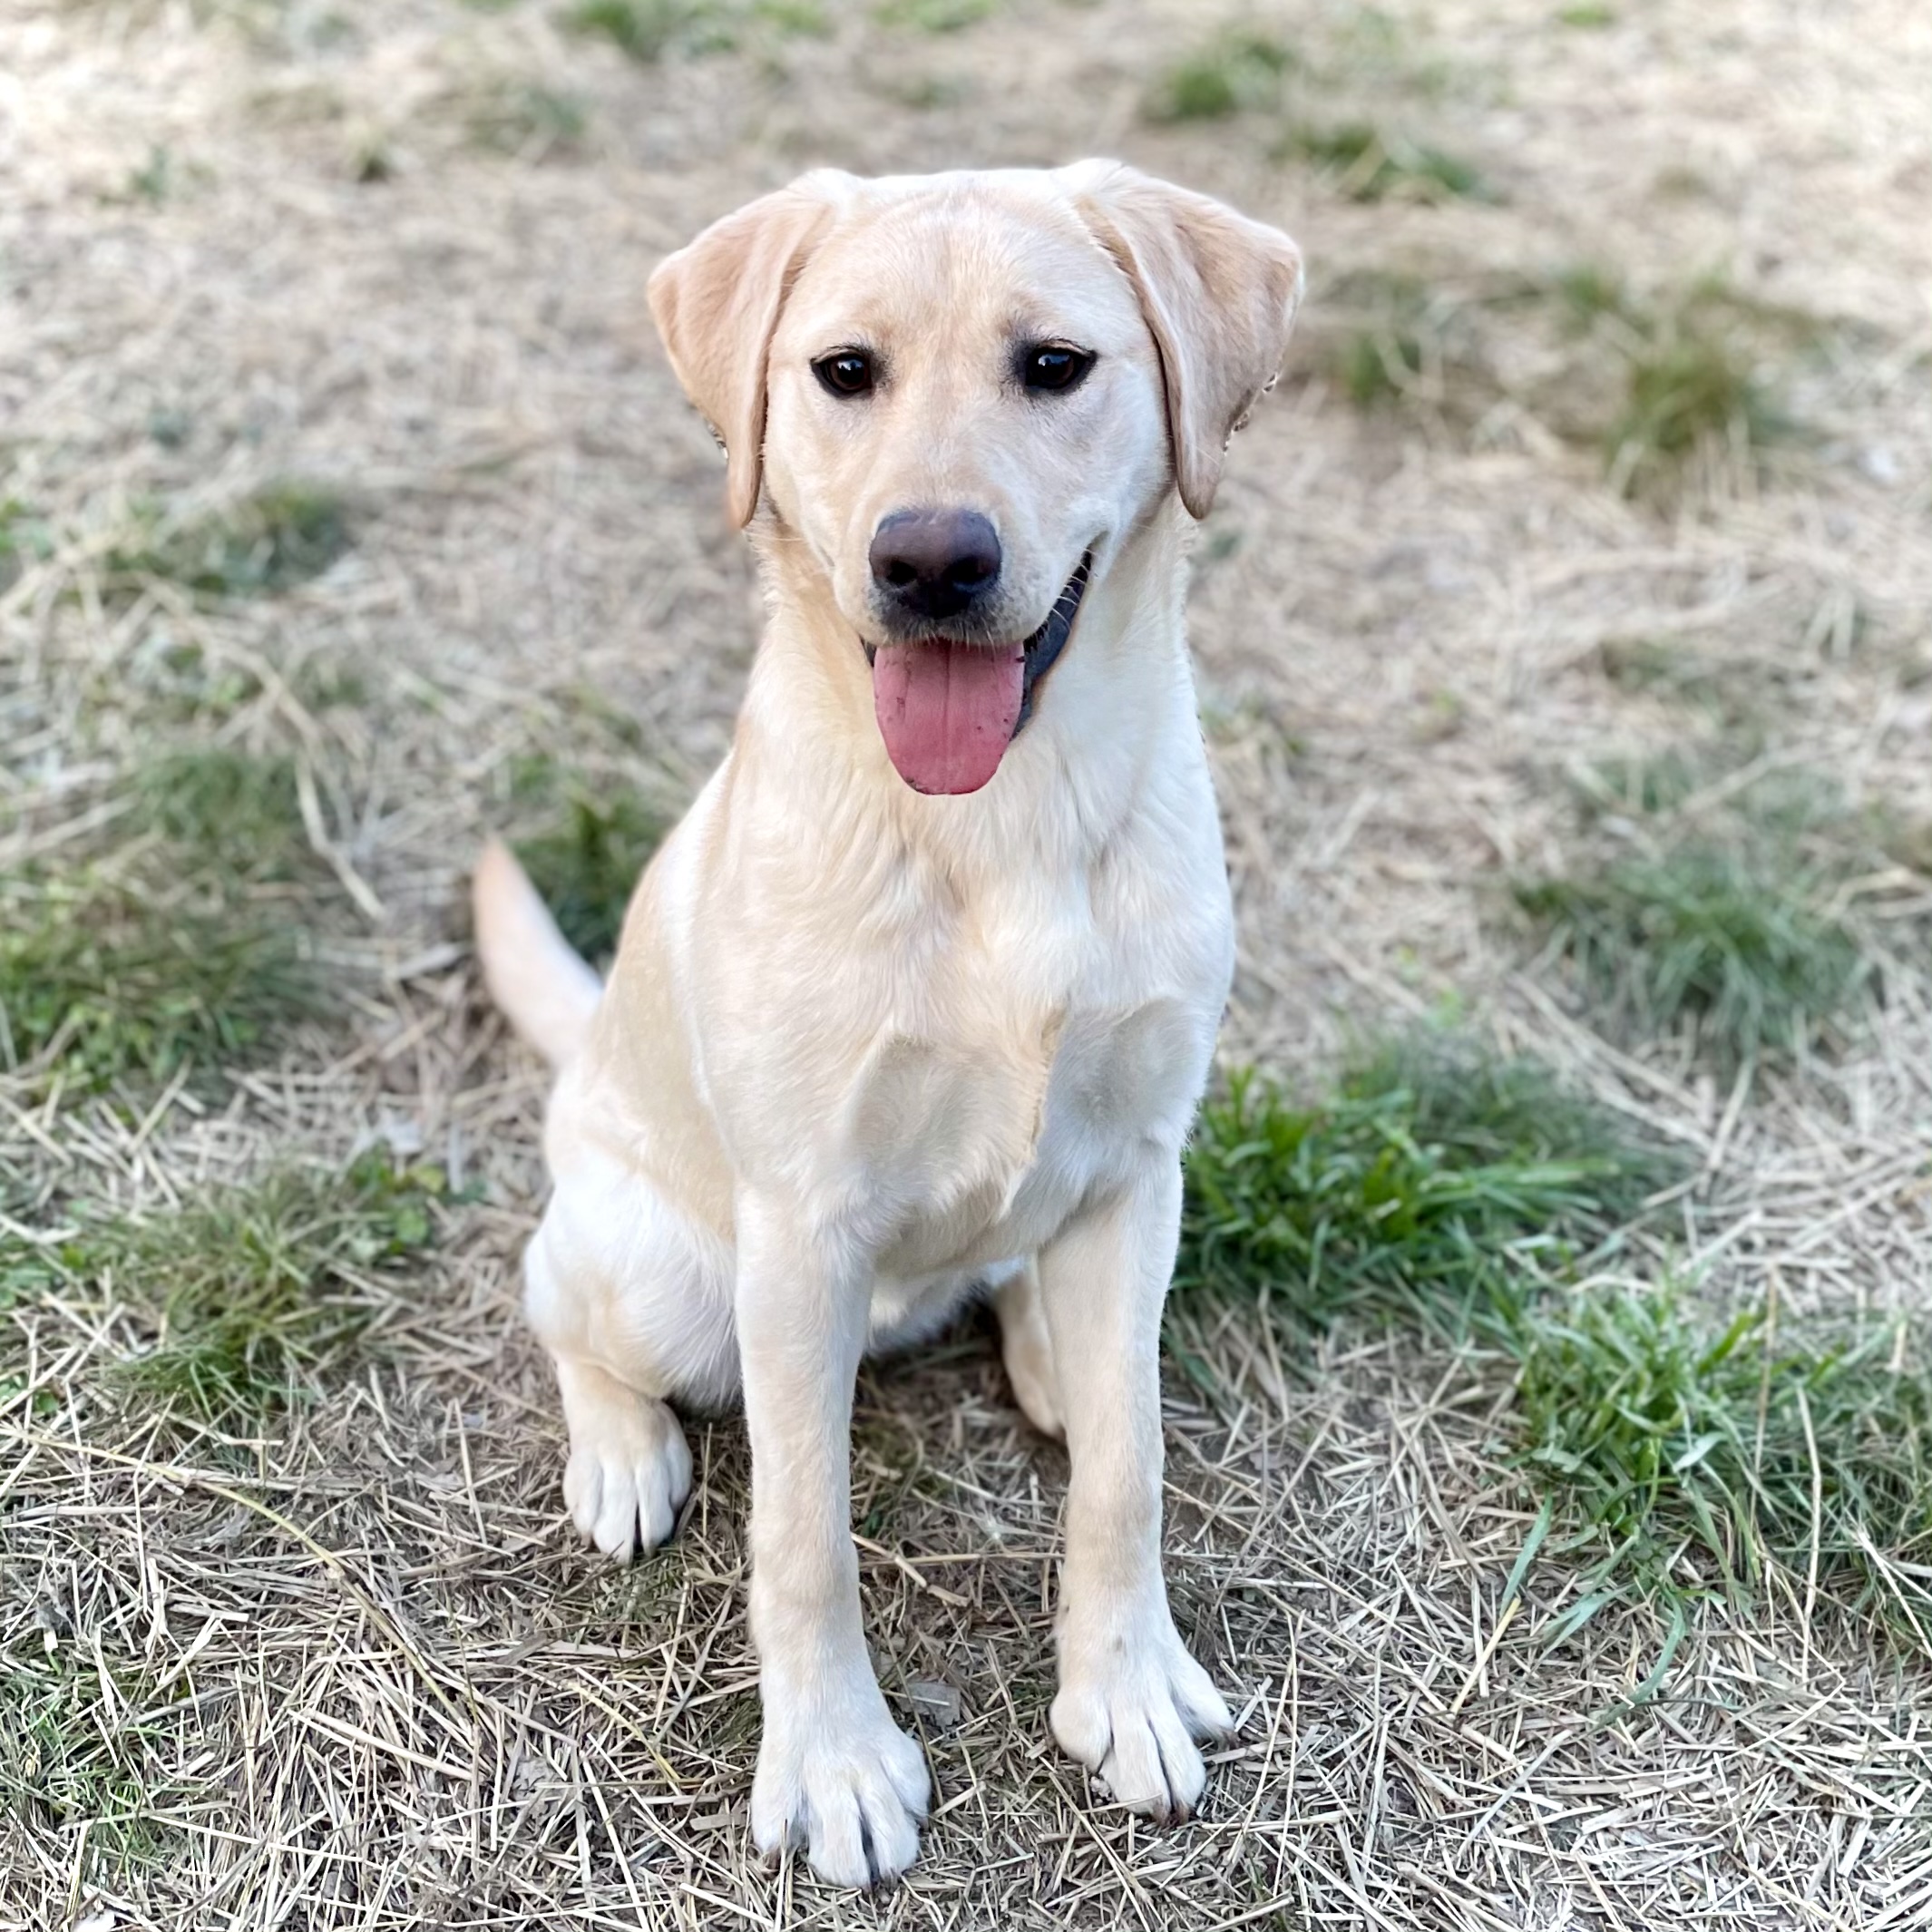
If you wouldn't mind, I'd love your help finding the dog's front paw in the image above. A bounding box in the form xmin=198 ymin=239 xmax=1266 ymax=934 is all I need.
xmin=561 ymin=1387 xmax=692 ymax=1560
xmin=751 ymin=1678 xmax=931 ymax=1888
xmin=1053 ymin=1611 xmax=1234 ymax=1820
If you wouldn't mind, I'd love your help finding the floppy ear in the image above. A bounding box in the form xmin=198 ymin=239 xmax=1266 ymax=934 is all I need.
xmin=647 ymin=177 xmax=844 ymax=529
xmin=1068 ymin=162 xmax=1303 ymax=521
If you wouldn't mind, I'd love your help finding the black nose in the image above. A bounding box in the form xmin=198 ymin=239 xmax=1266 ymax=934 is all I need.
xmin=869 ymin=509 xmax=1002 ymax=621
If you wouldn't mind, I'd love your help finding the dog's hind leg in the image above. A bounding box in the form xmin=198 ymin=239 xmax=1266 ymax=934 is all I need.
xmin=992 ymin=1259 xmax=1065 ymax=1439
xmin=522 ymin=1156 xmax=738 ymax=1561
xmin=551 ymin=1355 xmax=693 ymax=1559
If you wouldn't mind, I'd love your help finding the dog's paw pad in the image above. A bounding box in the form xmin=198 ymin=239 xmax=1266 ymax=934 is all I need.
xmin=752 ymin=1696 xmax=930 ymax=1888
xmin=561 ymin=1393 xmax=692 ymax=1561
xmin=1053 ymin=1623 xmax=1232 ymax=1820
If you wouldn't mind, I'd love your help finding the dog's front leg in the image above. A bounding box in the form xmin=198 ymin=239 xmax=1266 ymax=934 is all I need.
xmin=1039 ymin=1157 xmax=1234 ymax=1817
xmin=737 ymin=1195 xmax=930 ymax=1887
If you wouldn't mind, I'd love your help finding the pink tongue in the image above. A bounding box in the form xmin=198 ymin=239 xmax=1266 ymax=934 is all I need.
xmin=872 ymin=639 xmax=1025 ymax=795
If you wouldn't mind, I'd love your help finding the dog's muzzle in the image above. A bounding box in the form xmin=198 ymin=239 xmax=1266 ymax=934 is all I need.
xmin=865 ymin=555 xmax=1092 ymax=796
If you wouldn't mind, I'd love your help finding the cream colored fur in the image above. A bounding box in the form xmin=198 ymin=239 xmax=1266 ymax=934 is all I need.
xmin=473 ymin=161 xmax=1301 ymax=1888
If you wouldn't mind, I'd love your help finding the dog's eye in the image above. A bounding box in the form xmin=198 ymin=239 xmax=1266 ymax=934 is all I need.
xmin=1020 ymin=344 xmax=1097 ymax=394
xmin=814 ymin=350 xmax=875 ymax=397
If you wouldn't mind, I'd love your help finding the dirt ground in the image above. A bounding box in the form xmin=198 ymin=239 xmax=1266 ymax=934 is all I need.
xmin=5 ymin=0 xmax=1932 ymax=1926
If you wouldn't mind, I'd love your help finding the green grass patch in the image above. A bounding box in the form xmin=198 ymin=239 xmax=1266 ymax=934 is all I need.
xmin=127 ymin=634 xmax=270 ymax=723
xmin=1177 ymin=1037 xmax=1667 ymax=1335
xmin=1517 ymin=846 xmax=1867 ymax=1067
xmin=127 ymin=639 xmax=366 ymax=725
xmin=1299 ymin=260 xmax=1799 ymax=461
xmin=469 ymin=83 xmax=590 ymax=159
xmin=0 ymin=1654 xmax=201 ymax=1873
xmin=1282 ymin=122 xmax=1489 ymax=202
xmin=562 ymin=0 xmax=813 ymax=57
xmin=1542 ymin=273 xmax=1802 ymax=494
xmin=510 ymin=766 xmax=672 ymax=962
xmin=109 ymin=482 xmax=355 ymax=599
xmin=564 ymin=0 xmax=687 ymax=58
xmin=1314 ymin=271 xmax=1489 ymax=415
xmin=1144 ymin=29 xmax=1295 ymax=122
xmin=1521 ymin=746 xmax=1888 ymax=1066
xmin=0 ymin=744 xmax=338 ymax=1092
xmin=1335 ymin=325 xmax=1427 ymax=406
xmin=873 ymin=0 xmax=994 ymax=31
xmin=1568 ymin=746 xmax=1726 ymax=821
xmin=133 ymin=744 xmax=314 ymax=880
xmin=126 ymin=144 xmax=174 ymax=206
xmin=1519 ymin=1284 xmax=1932 ymax=1651
xmin=1549 ymin=260 xmax=1637 ymax=330
xmin=1179 ymin=1040 xmax=1932 ymax=1657
xmin=0 ymin=875 xmax=321 ymax=1094
xmin=1141 ymin=14 xmax=1464 ymax=129
xmin=755 ymin=0 xmax=830 ymax=32
xmin=1607 ymin=327 xmax=1789 ymax=493
xmin=1596 ymin=635 xmax=1733 ymax=706
xmin=1567 ymin=747 xmax=1841 ymax=839
xmin=1333 ymin=262 xmax=1813 ymax=485
xmin=1 ymin=496 xmax=54 ymax=591
xmin=4 ymin=1149 xmax=449 ymax=1420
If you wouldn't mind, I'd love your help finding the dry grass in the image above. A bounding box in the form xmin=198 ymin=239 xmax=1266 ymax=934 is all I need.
xmin=5 ymin=0 xmax=1932 ymax=1926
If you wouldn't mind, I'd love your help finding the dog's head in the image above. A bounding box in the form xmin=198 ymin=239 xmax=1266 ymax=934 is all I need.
xmin=649 ymin=163 xmax=1302 ymax=795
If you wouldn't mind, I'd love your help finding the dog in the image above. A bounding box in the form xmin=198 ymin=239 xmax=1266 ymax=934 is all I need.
xmin=473 ymin=160 xmax=1302 ymax=1887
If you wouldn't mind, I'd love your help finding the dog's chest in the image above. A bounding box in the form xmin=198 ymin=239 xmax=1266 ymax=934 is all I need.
xmin=851 ymin=977 xmax=1211 ymax=1278
xmin=821 ymin=821 xmax=1233 ymax=1278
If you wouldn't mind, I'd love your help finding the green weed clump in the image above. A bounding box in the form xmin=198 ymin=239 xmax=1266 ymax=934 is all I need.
xmin=1607 ymin=328 xmax=1787 ymax=491
xmin=1144 ymin=30 xmax=1295 ymax=122
xmin=0 ymin=878 xmax=319 ymax=1093
xmin=756 ymin=0 xmax=829 ymax=30
xmin=110 ymin=483 xmax=355 ymax=599
xmin=4 ymin=1149 xmax=449 ymax=1420
xmin=1180 ymin=1039 xmax=1932 ymax=1654
xmin=873 ymin=0 xmax=993 ymax=29
xmin=1568 ymin=748 xmax=1841 ymax=835
xmin=0 ymin=496 xmax=54 ymax=591
xmin=1315 ymin=271 xmax=1490 ymax=415
xmin=1309 ymin=261 xmax=1797 ymax=463
xmin=1545 ymin=273 xmax=1800 ymax=494
xmin=134 ymin=745 xmax=313 ymax=880
xmin=0 ymin=1654 xmax=199 ymax=1873
xmin=1518 ymin=1284 xmax=1932 ymax=1645
xmin=564 ymin=0 xmax=817 ymax=57
xmin=1516 ymin=846 xmax=1866 ymax=1067
xmin=469 ymin=83 xmax=590 ymax=159
xmin=1336 ymin=327 xmax=1427 ymax=406
xmin=0 ymin=744 xmax=337 ymax=1092
xmin=1549 ymin=261 xmax=1635 ymax=329
xmin=512 ymin=780 xmax=670 ymax=961
xmin=1283 ymin=122 xmax=1488 ymax=202
xmin=1326 ymin=260 xmax=1805 ymax=485
xmin=1595 ymin=635 xmax=1732 ymax=706
xmin=1177 ymin=1038 xmax=1665 ymax=1335
xmin=565 ymin=0 xmax=686 ymax=57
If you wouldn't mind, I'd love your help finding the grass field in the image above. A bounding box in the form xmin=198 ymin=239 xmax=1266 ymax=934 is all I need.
xmin=4 ymin=1 xmax=1931 ymax=1926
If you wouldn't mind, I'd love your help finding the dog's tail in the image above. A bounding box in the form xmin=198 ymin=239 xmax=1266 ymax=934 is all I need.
xmin=472 ymin=838 xmax=602 ymax=1068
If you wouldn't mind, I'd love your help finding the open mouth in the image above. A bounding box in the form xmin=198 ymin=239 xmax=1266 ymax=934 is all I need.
xmin=867 ymin=554 xmax=1092 ymax=796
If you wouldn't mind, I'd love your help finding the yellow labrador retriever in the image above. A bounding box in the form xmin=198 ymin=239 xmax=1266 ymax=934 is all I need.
xmin=473 ymin=161 xmax=1301 ymax=1886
